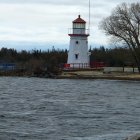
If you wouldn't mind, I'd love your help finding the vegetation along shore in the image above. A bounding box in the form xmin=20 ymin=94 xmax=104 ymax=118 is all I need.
xmin=0 ymin=47 xmax=140 ymax=80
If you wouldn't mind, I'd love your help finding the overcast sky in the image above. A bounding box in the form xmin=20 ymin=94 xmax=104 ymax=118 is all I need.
xmin=0 ymin=0 xmax=139 ymax=50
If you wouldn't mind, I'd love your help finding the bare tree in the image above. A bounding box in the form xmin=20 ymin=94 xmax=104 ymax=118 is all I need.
xmin=100 ymin=3 xmax=140 ymax=72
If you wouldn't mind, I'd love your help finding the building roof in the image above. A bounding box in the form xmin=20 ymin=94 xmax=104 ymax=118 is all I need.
xmin=73 ymin=15 xmax=86 ymax=23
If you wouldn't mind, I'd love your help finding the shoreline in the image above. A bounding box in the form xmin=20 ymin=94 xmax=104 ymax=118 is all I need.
xmin=56 ymin=75 xmax=140 ymax=81
xmin=0 ymin=70 xmax=140 ymax=81
xmin=56 ymin=70 xmax=140 ymax=81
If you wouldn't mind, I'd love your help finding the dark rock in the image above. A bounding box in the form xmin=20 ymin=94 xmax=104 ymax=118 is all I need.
xmin=124 ymin=133 xmax=140 ymax=140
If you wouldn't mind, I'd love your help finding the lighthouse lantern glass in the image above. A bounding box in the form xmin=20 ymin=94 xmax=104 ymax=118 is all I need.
xmin=73 ymin=23 xmax=85 ymax=29
xmin=73 ymin=23 xmax=86 ymax=34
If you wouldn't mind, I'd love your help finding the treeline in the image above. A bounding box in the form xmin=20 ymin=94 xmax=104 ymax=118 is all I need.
xmin=0 ymin=46 xmax=135 ymax=74
xmin=0 ymin=47 xmax=67 ymax=75
xmin=90 ymin=46 xmax=135 ymax=67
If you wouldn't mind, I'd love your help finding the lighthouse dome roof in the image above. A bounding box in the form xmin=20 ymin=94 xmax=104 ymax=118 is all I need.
xmin=73 ymin=15 xmax=86 ymax=23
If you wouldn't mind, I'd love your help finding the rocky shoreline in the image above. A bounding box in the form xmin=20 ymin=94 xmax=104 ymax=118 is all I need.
xmin=0 ymin=70 xmax=140 ymax=81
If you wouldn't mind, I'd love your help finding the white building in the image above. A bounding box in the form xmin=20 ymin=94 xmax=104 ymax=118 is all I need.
xmin=67 ymin=15 xmax=90 ymax=68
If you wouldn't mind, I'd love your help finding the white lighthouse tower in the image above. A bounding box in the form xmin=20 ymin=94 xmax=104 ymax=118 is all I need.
xmin=67 ymin=15 xmax=90 ymax=68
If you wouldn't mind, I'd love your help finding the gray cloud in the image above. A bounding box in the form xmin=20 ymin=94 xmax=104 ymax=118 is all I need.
xmin=0 ymin=0 xmax=138 ymax=4
xmin=0 ymin=0 xmax=86 ymax=5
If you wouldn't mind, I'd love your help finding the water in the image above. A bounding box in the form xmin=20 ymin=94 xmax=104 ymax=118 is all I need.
xmin=0 ymin=77 xmax=140 ymax=140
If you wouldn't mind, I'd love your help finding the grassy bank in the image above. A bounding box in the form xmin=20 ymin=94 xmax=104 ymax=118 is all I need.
xmin=57 ymin=70 xmax=140 ymax=81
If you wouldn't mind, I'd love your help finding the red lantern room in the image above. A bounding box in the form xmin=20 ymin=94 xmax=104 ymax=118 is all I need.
xmin=73 ymin=15 xmax=86 ymax=28
xmin=68 ymin=15 xmax=89 ymax=37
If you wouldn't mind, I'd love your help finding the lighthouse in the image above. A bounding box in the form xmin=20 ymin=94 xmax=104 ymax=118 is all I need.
xmin=67 ymin=15 xmax=90 ymax=68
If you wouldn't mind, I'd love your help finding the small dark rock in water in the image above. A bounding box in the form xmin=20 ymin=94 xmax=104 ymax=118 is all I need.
xmin=124 ymin=133 xmax=140 ymax=140
xmin=0 ymin=115 xmax=5 ymax=118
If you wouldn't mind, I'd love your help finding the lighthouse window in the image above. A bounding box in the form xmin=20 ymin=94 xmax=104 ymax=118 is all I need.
xmin=75 ymin=54 xmax=78 ymax=59
xmin=73 ymin=23 xmax=85 ymax=29
xmin=76 ymin=41 xmax=79 ymax=44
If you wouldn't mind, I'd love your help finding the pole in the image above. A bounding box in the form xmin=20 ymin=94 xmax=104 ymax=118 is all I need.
xmin=88 ymin=0 xmax=91 ymax=34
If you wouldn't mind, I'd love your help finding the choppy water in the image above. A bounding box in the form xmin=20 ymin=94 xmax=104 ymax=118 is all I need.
xmin=0 ymin=77 xmax=140 ymax=140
